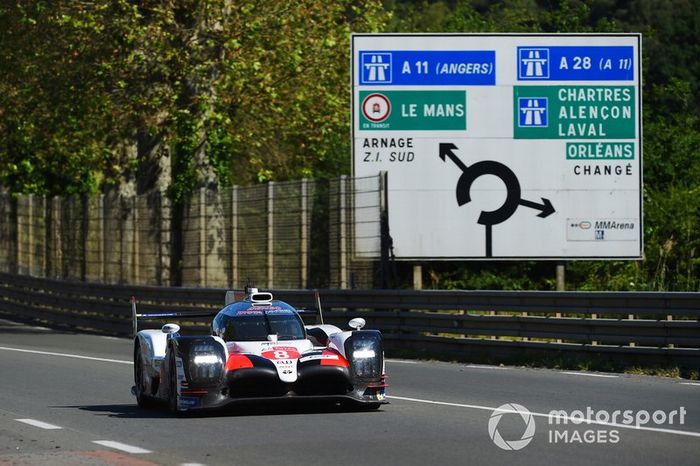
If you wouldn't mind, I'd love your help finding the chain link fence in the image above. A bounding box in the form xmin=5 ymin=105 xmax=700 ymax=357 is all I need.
xmin=0 ymin=176 xmax=383 ymax=289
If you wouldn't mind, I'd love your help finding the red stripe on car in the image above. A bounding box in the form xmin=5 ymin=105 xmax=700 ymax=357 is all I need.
xmin=320 ymin=350 xmax=349 ymax=367
xmin=225 ymin=354 xmax=254 ymax=370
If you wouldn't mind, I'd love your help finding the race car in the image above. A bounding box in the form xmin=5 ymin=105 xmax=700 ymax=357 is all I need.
xmin=131 ymin=288 xmax=387 ymax=413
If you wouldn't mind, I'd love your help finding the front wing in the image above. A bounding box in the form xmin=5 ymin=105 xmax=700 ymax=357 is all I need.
xmin=170 ymin=351 xmax=387 ymax=411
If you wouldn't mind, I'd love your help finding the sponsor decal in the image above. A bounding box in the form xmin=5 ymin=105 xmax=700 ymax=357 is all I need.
xmin=265 ymin=350 xmax=299 ymax=383
xmin=571 ymin=220 xmax=592 ymax=230
xmin=320 ymin=350 xmax=349 ymax=367
xmin=261 ymin=347 xmax=301 ymax=360
xmin=299 ymin=353 xmax=324 ymax=363
xmin=567 ymin=218 xmax=637 ymax=242
xmin=236 ymin=310 xmax=264 ymax=315
xmin=178 ymin=397 xmax=200 ymax=408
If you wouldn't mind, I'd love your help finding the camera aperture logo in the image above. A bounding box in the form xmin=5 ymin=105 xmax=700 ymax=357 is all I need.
xmin=488 ymin=403 xmax=536 ymax=451
xmin=488 ymin=403 xmax=687 ymax=450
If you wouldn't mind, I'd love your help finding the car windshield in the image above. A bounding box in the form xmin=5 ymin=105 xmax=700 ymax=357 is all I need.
xmin=221 ymin=311 xmax=305 ymax=342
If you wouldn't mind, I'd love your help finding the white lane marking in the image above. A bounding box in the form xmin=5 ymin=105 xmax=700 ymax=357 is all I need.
xmin=0 ymin=346 xmax=132 ymax=365
xmin=386 ymin=360 xmax=508 ymax=370
xmin=180 ymin=463 xmax=207 ymax=466
xmin=465 ymin=364 xmax=509 ymax=370
xmin=15 ymin=418 xmax=62 ymax=430
xmin=680 ymin=382 xmax=700 ymax=386
xmin=92 ymin=440 xmax=152 ymax=454
xmin=387 ymin=395 xmax=700 ymax=439
xmin=561 ymin=371 xmax=618 ymax=378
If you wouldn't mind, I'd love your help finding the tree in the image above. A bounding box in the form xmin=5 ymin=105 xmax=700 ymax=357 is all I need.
xmin=0 ymin=1 xmax=388 ymax=196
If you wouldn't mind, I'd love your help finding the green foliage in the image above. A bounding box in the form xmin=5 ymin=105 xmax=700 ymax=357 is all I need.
xmin=0 ymin=0 xmax=698 ymax=290
xmin=0 ymin=1 xmax=388 ymax=195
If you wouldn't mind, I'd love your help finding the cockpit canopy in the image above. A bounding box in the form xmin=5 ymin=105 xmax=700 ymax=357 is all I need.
xmin=212 ymin=300 xmax=305 ymax=342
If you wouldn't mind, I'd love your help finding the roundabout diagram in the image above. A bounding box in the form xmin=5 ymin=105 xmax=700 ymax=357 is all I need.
xmin=439 ymin=143 xmax=555 ymax=257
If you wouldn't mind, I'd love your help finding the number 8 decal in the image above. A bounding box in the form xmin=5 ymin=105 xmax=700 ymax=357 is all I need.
xmin=274 ymin=350 xmax=289 ymax=359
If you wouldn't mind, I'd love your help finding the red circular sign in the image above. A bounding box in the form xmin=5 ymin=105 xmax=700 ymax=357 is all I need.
xmin=362 ymin=93 xmax=391 ymax=122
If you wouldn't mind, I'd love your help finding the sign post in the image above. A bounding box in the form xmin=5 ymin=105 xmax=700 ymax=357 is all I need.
xmin=352 ymin=34 xmax=642 ymax=260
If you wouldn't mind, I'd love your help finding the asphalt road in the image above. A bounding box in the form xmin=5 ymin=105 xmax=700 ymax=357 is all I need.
xmin=1 ymin=318 xmax=699 ymax=466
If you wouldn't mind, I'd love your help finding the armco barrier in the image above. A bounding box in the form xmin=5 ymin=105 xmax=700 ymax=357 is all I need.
xmin=1 ymin=272 xmax=699 ymax=368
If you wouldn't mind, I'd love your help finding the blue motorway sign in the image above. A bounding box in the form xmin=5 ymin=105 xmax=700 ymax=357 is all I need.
xmin=517 ymin=46 xmax=634 ymax=81
xmin=359 ymin=50 xmax=495 ymax=86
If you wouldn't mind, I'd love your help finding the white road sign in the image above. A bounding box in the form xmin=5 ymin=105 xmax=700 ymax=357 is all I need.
xmin=352 ymin=34 xmax=642 ymax=259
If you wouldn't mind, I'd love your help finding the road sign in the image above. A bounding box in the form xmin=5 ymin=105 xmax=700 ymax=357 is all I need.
xmin=352 ymin=34 xmax=642 ymax=260
xmin=359 ymin=90 xmax=467 ymax=131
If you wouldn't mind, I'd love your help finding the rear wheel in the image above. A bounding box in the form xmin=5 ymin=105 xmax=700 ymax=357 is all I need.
xmin=134 ymin=345 xmax=155 ymax=408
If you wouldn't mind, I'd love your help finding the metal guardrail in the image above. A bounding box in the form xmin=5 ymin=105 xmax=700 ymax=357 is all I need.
xmin=1 ymin=272 xmax=699 ymax=368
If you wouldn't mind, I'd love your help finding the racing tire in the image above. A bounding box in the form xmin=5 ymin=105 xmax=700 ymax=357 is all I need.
xmin=167 ymin=350 xmax=181 ymax=415
xmin=134 ymin=345 xmax=156 ymax=408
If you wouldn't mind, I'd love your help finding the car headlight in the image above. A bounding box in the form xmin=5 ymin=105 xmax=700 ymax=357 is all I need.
xmin=345 ymin=331 xmax=383 ymax=380
xmin=352 ymin=349 xmax=376 ymax=359
xmin=188 ymin=342 xmax=224 ymax=384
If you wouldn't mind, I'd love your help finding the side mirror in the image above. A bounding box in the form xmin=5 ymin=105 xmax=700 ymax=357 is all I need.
xmin=162 ymin=323 xmax=180 ymax=334
xmin=348 ymin=317 xmax=366 ymax=330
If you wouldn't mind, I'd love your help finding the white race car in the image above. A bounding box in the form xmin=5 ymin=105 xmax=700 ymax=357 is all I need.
xmin=132 ymin=288 xmax=387 ymax=413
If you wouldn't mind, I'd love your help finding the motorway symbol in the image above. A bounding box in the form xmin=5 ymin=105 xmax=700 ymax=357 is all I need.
xmin=439 ymin=143 xmax=555 ymax=257
xmin=361 ymin=52 xmax=392 ymax=84
xmin=518 ymin=98 xmax=548 ymax=127
xmin=518 ymin=48 xmax=549 ymax=79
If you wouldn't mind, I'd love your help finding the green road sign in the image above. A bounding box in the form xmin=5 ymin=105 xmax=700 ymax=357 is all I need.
xmin=514 ymin=86 xmax=636 ymax=139
xmin=566 ymin=142 xmax=635 ymax=160
xmin=359 ymin=90 xmax=466 ymax=131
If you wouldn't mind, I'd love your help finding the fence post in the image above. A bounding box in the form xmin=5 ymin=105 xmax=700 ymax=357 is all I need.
xmin=98 ymin=194 xmax=105 ymax=282
xmin=132 ymin=196 xmax=139 ymax=284
xmin=413 ymin=265 xmax=423 ymax=290
xmin=339 ymin=175 xmax=348 ymax=289
xmin=556 ymin=262 xmax=566 ymax=291
xmin=27 ymin=194 xmax=34 ymax=276
xmin=555 ymin=262 xmax=564 ymax=342
xmin=628 ymin=313 xmax=636 ymax=347
xmin=267 ymin=182 xmax=275 ymax=289
xmin=51 ymin=196 xmax=62 ymax=279
xmin=590 ymin=313 xmax=598 ymax=346
xmin=199 ymin=187 xmax=207 ymax=287
xmin=379 ymin=171 xmax=394 ymax=289
xmin=41 ymin=195 xmax=48 ymax=277
xmin=230 ymin=186 xmax=239 ymax=288
xmin=160 ymin=193 xmax=172 ymax=286
xmin=16 ymin=195 xmax=23 ymax=275
xmin=300 ymin=179 xmax=309 ymax=289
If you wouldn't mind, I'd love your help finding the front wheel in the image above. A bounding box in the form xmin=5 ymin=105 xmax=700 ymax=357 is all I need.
xmin=167 ymin=351 xmax=180 ymax=414
xmin=134 ymin=345 xmax=156 ymax=408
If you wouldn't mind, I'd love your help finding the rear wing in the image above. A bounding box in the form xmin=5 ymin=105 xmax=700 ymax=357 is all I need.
xmin=295 ymin=290 xmax=325 ymax=325
xmin=130 ymin=296 xmax=217 ymax=337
